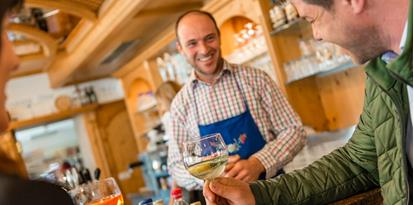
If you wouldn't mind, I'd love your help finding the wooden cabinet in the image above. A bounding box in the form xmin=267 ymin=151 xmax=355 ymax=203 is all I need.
xmin=119 ymin=60 xmax=163 ymax=152
xmin=83 ymin=101 xmax=144 ymax=205
xmin=0 ymin=131 xmax=27 ymax=178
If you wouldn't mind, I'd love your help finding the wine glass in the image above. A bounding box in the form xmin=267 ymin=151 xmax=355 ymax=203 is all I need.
xmin=182 ymin=133 xmax=228 ymax=180
xmin=70 ymin=177 xmax=124 ymax=205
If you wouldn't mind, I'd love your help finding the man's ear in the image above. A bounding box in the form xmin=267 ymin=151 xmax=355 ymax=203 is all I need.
xmin=176 ymin=41 xmax=183 ymax=54
xmin=342 ymin=0 xmax=366 ymax=14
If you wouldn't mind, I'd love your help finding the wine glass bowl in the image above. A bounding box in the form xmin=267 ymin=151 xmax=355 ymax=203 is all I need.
xmin=182 ymin=133 xmax=228 ymax=180
xmin=70 ymin=177 xmax=124 ymax=205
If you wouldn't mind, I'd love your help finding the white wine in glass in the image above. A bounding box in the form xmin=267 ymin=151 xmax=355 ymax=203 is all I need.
xmin=183 ymin=133 xmax=228 ymax=180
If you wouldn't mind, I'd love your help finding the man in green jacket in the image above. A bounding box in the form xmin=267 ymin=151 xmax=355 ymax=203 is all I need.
xmin=203 ymin=0 xmax=413 ymax=204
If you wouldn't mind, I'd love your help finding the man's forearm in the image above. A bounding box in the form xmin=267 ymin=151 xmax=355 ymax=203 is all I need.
xmin=254 ymin=126 xmax=306 ymax=178
xmin=250 ymin=148 xmax=378 ymax=205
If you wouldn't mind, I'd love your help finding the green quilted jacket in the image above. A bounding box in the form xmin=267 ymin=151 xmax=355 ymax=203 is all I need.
xmin=250 ymin=2 xmax=413 ymax=205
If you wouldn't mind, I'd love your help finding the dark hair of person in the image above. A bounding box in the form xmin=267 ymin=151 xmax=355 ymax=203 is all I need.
xmin=303 ymin=0 xmax=333 ymax=10
xmin=0 ymin=0 xmax=23 ymax=44
xmin=175 ymin=10 xmax=220 ymax=44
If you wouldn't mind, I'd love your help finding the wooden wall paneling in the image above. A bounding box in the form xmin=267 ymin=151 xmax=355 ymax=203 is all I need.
xmin=143 ymin=59 xmax=164 ymax=90
xmin=82 ymin=112 xmax=112 ymax=179
xmin=212 ymin=0 xmax=258 ymax=27
xmin=273 ymin=32 xmax=329 ymax=130
xmin=0 ymin=131 xmax=27 ymax=178
xmin=62 ymin=20 xmax=95 ymax=53
xmin=286 ymin=77 xmax=329 ymax=131
xmin=119 ymin=57 xmax=164 ymax=154
xmin=125 ymin=78 xmax=151 ymax=152
xmin=274 ymin=33 xmax=302 ymax=66
xmin=121 ymin=61 xmax=160 ymax=93
xmin=83 ymin=102 xmax=145 ymax=205
xmin=316 ymin=67 xmax=366 ymax=130
xmin=135 ymin=2 xmax=204 ymax=18
xmin=46 ymin=12 xmax=77 ymax=39
xmin=93 ymin=101 xmax=144 ymax=205
xmin=219 ymin=16 xmax=253 ymax=57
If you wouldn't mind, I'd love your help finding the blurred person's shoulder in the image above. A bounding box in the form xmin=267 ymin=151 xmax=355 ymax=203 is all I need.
xmin=0 ymin=172 xmax=73 ymax=205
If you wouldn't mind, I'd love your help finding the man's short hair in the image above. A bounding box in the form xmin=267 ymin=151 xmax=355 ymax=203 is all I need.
xmin=303 ymin=0 xmax=333 ymax=10
xmin=175 ymin=10 xmax=220 ymax=44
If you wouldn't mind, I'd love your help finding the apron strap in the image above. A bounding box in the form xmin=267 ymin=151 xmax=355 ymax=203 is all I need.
xmin=231 ymin=69 xmax=250 ymax=112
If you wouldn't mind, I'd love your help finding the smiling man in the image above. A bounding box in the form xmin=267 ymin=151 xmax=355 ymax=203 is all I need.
xmin=167 ymin=10 xmax=305 ymax=202
xmin=203 ymin=0 xmax=412 ymax=204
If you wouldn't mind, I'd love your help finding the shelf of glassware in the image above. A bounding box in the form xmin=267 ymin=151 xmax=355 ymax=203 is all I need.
xmin=270 ymin=18 xmax=309 ymax=36
xmin=285 ymin=57 xmax=356 ymax=84
xmin=225 ymin=36 xmax=268 ymax=65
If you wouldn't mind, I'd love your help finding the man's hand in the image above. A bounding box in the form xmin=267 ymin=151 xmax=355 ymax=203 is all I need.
xmin=203 ymin=177 xmax=255 ymax=205
xmin=224 ymin=155 xmax=240 ymax=172
xmin=224 ymin=156 xmax=265 ymax=182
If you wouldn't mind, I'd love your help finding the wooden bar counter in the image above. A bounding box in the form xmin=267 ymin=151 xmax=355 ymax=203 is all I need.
xmin=331 ymin=188 xmax=383 ymax=205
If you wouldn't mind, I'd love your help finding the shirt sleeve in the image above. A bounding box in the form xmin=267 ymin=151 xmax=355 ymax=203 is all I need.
xmin=167 ymin=100 xmax=203 ymax=190
xmin=252 ymin=71 xmax=306 ymax=178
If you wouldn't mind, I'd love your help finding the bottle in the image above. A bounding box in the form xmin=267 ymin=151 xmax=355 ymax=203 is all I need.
xmin=89 ymin=86 xmax=98 ymax=103
xmin=139 ymin=198 xmax=153 ymax=205
xmin=171 ymin=188 xmax=189 ymax=205
xmin=190 ymin=202 xmax=201 ymax=205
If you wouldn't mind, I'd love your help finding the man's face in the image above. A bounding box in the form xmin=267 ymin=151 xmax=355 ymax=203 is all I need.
xmin=291 ymin=0 xmax=385 ymax=64
xmin=176 ymin=13 xmax=222 ymax=81
xmin=0 ymin=18 xmax=19 ymax=132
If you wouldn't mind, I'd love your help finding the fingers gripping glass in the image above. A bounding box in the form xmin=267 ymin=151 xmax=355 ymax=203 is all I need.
xmin=182 ymin=133 xmax=228 ymax=180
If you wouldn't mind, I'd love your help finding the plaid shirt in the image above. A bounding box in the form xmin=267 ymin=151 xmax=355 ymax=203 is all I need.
xmin=167 ymin=61 xmax=306 ymax=190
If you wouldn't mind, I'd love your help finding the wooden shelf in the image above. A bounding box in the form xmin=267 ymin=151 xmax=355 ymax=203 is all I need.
xmin=286 ymin=61 xmax=356 ymax=84
xmin=9 ymin=103 xmax=98 ymax=130
xmin=270 ymin=18 xmax=309 ymax=36
xmin=225 ymin=44 xmax=268 ymax=65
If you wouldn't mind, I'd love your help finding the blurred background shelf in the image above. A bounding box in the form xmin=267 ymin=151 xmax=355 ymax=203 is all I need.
xmin=9 ymin=103 xmax=98 ymax=130
xmin=270 ymin=18 xmax=308 ymax=36
xmin=286 ymin=61 xmax=356 ymax=84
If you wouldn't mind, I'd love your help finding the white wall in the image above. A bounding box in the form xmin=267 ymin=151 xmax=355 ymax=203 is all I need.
xmin=6 ymin=73 xmax=125 ymax=120
xmin=15 ymin=118 xmax=98 ymax=176
xmin=74 ymin=115 xmax=97 ymax=172
xmin=16 ymin=119 xmax=78 ymax=157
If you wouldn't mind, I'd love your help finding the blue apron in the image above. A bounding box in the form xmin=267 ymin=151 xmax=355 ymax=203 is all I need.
xmin=192 ymin=74 xmax=267 ymax=179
